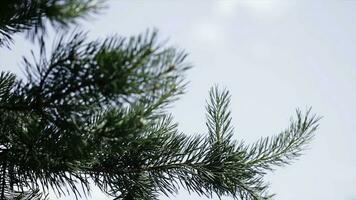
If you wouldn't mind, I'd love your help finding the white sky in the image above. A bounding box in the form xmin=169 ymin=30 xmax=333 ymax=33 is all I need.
xmin=1 ymin=0 xmax=356 ymax=199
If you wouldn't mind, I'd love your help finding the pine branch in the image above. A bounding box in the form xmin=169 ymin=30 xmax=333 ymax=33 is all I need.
xmin=206 ymin=86 xmax=234 ymax=144
xmin=0 ymin=72 xmax=16 ymax=100
xmin=0 ymin=0 xmax=105 ymax=47
xmin=0 ymin=30 xmax=190 ymax=199
xmin=0 ymin=4 xmax=320 ymax=197
xmin=246 ymin=109 xmax=320 ymax=171
xmin=14 ymin=30 xmax=189 ymax=113
xmin=118 ymin=88 xmax=319 ymax=200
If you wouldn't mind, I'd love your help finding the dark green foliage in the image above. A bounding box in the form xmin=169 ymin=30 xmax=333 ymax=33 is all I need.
xmin=0 ymin=0 xmax=102 ymax=47
xmin=0 ymin=1 xmax=320 ymax=200
xmin=0 ymin=30 xmax=190 ymax=199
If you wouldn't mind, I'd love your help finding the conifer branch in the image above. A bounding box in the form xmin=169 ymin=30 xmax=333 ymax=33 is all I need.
xmin=0 ymin=2 xmax=320 ymax=199
xmin=0 ymin=0 xmax=105 ymax=47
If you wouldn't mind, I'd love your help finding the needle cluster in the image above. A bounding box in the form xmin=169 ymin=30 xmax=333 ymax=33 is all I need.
xmin=0 ymin=1 xmax=320 ymax=200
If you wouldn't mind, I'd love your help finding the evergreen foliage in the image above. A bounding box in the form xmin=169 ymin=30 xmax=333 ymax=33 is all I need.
xmin=0 ymin=1 xmax=320 ymax=200
xmin=0 ymin=0 xmax=102 ymax=47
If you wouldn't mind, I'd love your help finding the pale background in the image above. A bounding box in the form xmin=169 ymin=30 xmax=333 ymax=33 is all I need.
xmin=0 ymin=0 xmax=355 ymax=199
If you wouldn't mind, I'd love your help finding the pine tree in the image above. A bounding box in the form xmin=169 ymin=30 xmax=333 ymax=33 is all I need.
xmin=0 ymin=1 xmax=320 ymax=200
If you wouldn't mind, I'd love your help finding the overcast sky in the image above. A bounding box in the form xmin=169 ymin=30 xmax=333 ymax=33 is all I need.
xmin=1 ymin=0 xmax=356 ymax=200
